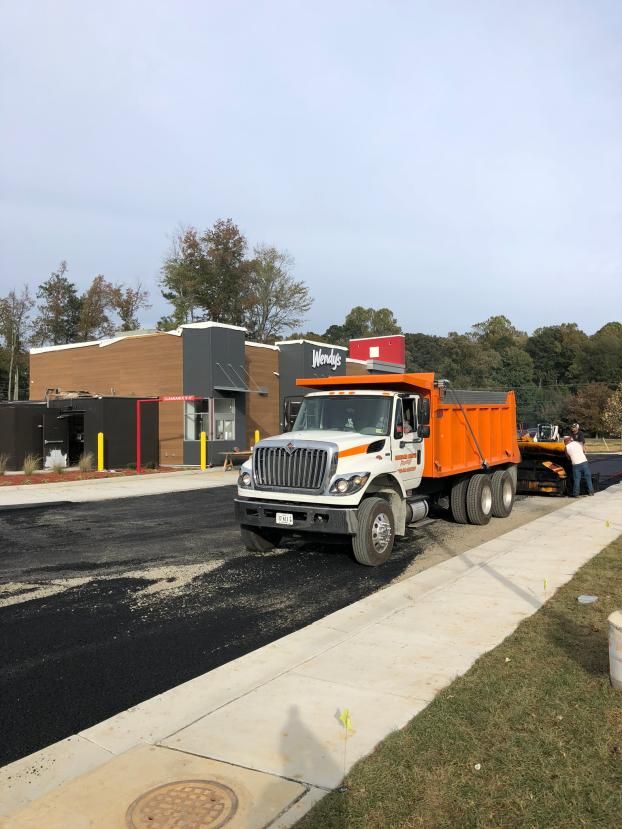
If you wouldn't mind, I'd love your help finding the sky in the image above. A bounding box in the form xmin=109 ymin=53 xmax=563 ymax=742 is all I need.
xmin=1 ymin=0 xmax=621 ymax=337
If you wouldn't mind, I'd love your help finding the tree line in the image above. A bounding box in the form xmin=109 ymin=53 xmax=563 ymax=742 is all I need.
xmin=294 ymin=310 xmax=622 ymax=435
xmin=1 ymin=216 xmax=621 ymax=435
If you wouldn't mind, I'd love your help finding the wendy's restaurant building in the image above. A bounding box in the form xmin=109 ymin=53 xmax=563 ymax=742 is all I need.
xmin=16 ymin=323 xmax=405 ymax=470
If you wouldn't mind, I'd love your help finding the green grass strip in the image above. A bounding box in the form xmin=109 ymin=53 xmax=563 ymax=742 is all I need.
xmin=297 ymin=536 xmax=622 ymax=829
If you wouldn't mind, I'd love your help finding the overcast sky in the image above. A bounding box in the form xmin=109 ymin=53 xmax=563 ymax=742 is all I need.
xmin=1 ymin=0 xmax=620 ymax=337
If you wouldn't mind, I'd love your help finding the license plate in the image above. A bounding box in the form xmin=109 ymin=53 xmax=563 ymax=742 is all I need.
xmin=276 ymin=512 xmax=294 ymax=526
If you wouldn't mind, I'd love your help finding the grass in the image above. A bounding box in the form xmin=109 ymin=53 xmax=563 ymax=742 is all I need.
xmin=78 ymin=451 xmax=95 ymax=472
xmin=0 ymin=452 xmax=9 ymax=475
xmin=297 ymin=537 xmax=622 ymax=829
xmin=585 ymin=437 xmax=622 ymax=453
xmin=22 ymin=453 xmax=40 ymax=476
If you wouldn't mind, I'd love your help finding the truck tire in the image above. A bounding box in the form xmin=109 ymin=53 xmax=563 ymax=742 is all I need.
xmin=240 ymin=525 xmax=282 ymax=552
xmin=450 ymin=477 xmax=470 ymax=524
xmin=352 ymin=497 xmax=395 ymax=566
xmin=491 ymin=469 xmax=514 ymax=517
xmin=466 ymin=474 xmax=493 ymax=525
xmin=507 ymin=464 xmax=518 ymax=494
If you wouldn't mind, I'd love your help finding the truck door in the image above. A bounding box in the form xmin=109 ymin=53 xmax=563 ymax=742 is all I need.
xmin=42 ymin=409 xmax=69 ymax=468
xmin=391 ymin=395 xmax=424 ymax=491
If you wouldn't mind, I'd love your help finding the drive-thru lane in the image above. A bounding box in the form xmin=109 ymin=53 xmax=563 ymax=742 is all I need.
xmin=1 ymin=453 xmax=619 ymax=767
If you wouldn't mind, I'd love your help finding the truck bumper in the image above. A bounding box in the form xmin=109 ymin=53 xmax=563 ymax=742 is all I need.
xmin=234 ymin=497 xmax=359 ymax=536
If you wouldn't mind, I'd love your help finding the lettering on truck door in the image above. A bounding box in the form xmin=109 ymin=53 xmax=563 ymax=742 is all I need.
xmin=392 ymin=396 xmax=424 ymax=490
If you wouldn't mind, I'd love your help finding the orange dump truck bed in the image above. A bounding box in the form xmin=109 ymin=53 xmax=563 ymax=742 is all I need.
xmin=296 ymin=373 xmax=520 ymax=478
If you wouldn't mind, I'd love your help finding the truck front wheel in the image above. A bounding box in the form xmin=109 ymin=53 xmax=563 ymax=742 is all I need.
xmin=240 ymin=525 xmax=282 ymax=552
xmin=466 ymin=474 xmax=493 ymax=525
xmin=352 ymin=497 xmax=395 ymax=566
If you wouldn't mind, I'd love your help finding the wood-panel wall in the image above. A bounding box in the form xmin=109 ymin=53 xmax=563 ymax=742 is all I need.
xmin=245 ymin=345 xmax=279 ymax=445
xmin=30 ymin=334 xmax=184 ymax=463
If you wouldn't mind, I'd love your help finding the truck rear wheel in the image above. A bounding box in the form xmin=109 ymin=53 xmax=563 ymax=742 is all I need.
xmin=491 ymin=469 xmax=514 ymax=517
xmin=466 ymin=474 xmax=493 ymax=525
xmin=450 ymin=478 xmax=470 ymax=524
xmin=352 ymin=497 xmax=395 ymax=566
xmin=240 ymin=525 xmax=282 ymax=552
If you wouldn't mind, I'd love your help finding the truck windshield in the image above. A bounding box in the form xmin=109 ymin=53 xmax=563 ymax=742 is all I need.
xmin=292 ymin=395 xmax=393 ymax=436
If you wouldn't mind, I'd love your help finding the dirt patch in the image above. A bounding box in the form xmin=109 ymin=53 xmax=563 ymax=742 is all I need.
xmin=0 ymin=467 xmax=178 ymax=486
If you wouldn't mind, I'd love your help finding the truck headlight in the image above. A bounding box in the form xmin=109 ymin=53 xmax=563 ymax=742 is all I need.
xmin=238 ymin=471 xmax=252 ymax=488
xmin=330 ymin=472 xmax=370 ymax=495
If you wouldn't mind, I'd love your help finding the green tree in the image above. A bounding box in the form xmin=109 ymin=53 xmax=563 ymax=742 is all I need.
xmin=159 ymin=227 xmax=204 ymax=326
xmin=78 ymin=275 xmax=116 ymax=341
xmin=244 ymin=245 xmax=312 ymax=342
xmin=405 ymin=333 xmax=447 ymax=372
xmin=438 ymin=332 xmax=501 ymax=387
xmin=603 ymin=383 xmax=622 ymax=440
xmin=160 ymin=220 xmax=251 ymax=327
xmin=196 ymin=219 xmax=250 ymax=325
xmin=324 ymin=306 xmax=401 ymax=345
xmin=0 ymin=287 xmax=34 ymax=400
xmin=574 ymin=322 xmax=622 ymax=384
xmin=492 ymin=346 xmax=534 ymax=389
xmin=110 ymin=282 xmax=151 ymax=331
xmin=526 ymin=323 xmax=588 ymax=386
xmin=562 ymin=383 xmax=612 ymax=435
xmin=472 ymin=315 xmax=527 ymax=351
xmin=32 ymin=261 xmax=82 ymax=345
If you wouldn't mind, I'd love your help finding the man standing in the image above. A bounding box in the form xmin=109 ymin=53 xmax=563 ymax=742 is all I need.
xmin=563 ymin=436 xmax=594 ymax=497
xmin=570 ymin=422 xmax=585 ymax=447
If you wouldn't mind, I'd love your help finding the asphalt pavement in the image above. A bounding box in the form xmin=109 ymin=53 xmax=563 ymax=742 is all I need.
xmin=1 ymin=453 xmax=619 ymax=769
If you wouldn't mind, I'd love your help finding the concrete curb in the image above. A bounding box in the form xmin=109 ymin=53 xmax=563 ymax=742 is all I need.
xmin=2 ymin=484 xmax=621 ymax=827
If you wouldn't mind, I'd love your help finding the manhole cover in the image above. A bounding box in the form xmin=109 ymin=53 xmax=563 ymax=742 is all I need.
xmin=126 ymin=779 xmax=238 ymax=829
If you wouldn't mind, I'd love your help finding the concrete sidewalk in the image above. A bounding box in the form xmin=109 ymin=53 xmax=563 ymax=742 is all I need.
xmin=2 ymin=485 xmax=621 ymax=828
xmin=0 ymin=467 xmax=237 ymax=507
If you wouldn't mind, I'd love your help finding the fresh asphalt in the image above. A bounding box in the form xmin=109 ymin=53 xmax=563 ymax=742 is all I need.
xmin=1 ymin=453 xmax=620 ymax=768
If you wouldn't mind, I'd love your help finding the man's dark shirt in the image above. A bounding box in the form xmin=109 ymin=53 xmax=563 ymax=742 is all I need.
xmin=571 ymin=429 xmax=585 ymax=445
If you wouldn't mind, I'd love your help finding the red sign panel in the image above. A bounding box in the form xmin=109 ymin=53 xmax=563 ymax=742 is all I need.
xmin=349 ymin=335 xmax=405 ymax=366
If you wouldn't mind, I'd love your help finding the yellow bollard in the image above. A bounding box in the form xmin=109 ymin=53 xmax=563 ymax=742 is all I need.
xmin=97 ymin=432 xmax=104 ymax=471
xmin=200 ymin=431 xmax=207 ymax=470
xmin=254 ymin=429 xmax=260 ymax=446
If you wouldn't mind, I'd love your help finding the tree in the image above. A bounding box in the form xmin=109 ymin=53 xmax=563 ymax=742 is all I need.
xmin=78 ymin=275 xmax=116 ymax=341
xmin=438 ymin=332 xmax=501 ymax=387
xmin=160 ymin=220 xmax=251 ymax=327
xmin=405 ymin=333 xmax=447 ymax=372
xmin=244 ymin=245 xmax=312 ymax=342
xmin=562 ymin=383 xmax=612 ymax=435
xmin=472 ymin=315 xmax=527 ymax=351
xmin=603 ymin=383 xmax=622 ymax=438
xmin=110 ymin=282 xmax=150 ymax=331
xmin=491 ymin=346 xmax=534 ymax=389
xmin=197 ymin=219 xmax=250 ymax=325
xmin=32 ymin=261 xmax=82 ymax=345
xmin=574 ymin=322 xmax=622 ymax=385
xmin=0 ymin=287 xmax=34 ymax=400
xmin=159 ymin=227 xmax=205 ymax=326
xmin=324 ymin=306 xmax=402 ymax=345
xmin=526 ymin=323 xmax=588 ymax=386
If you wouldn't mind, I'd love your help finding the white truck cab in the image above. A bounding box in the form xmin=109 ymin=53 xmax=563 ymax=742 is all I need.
xmin=235 ymin=388 xmax=431 ymax=565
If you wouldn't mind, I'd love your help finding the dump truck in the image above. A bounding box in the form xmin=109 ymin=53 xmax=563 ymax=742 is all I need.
xmin=235 ymin=373 xmax=520 ymax=566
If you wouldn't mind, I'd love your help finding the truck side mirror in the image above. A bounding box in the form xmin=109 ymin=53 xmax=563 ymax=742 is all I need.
xmin=418 ymin=424 xmax=430 ymax=439
xmin=420 ymin=398 xmax=430 ymax=426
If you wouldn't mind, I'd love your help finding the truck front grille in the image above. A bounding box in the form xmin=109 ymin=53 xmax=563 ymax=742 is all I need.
xmin=254 ymin=446 xmax=328 ymax=491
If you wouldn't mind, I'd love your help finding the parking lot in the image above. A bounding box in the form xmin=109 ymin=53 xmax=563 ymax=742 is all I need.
xmin=1 ymin=453 xmax=620 ymax=767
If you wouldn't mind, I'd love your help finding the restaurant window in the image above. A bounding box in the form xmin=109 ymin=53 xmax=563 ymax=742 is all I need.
xmin=214 ymin=398 xmax=235 ymax=441
xmin=184 ymin=400 xmax=209 ymax=441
